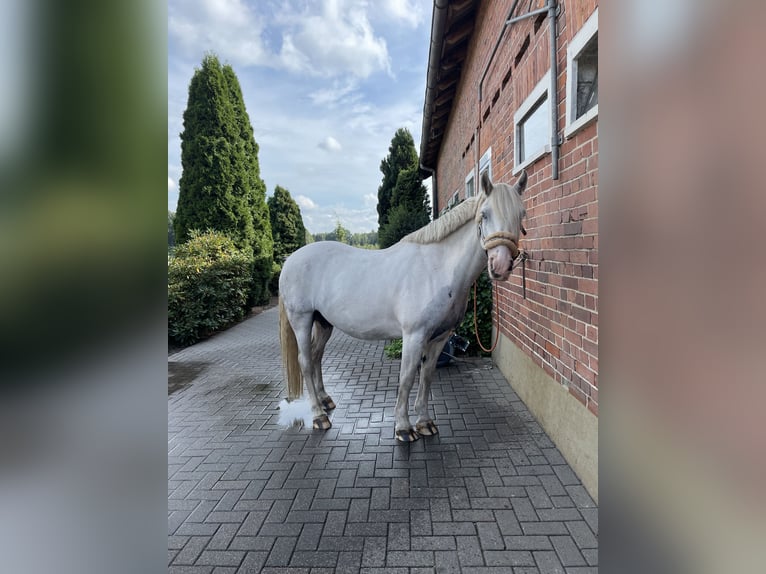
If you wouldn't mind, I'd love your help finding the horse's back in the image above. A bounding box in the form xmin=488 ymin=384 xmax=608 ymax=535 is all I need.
xmin=279 ymin=241 xmax=421 ymax=339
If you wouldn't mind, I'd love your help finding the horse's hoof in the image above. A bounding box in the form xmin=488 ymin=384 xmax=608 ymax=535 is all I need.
xmin=416 ymin=420 xmax=439 ymax=436
xmin=321 ymin=397 xmax=336 ymax=411
xmin=395 ymin=428 xmax=420 ymax=442
xmin=313 ymin=414 xmax=332 ymax=430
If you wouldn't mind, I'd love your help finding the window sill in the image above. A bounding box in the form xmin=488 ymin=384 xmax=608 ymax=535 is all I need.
xmin=513 ymin=145 xmax=550 ymax=176
xmin=565 ymin=105 xmax=598 ymax=139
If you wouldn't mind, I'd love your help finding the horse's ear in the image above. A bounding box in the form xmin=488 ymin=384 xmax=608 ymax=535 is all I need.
xmin=481 ymin=170 xmax=493 ymax=196
xmin=515 ymin=170 xmax=528 ymax=195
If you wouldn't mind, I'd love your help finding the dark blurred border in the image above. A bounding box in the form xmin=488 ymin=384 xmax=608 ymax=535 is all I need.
xmin=0 ymin=1 xmax=167 ymax=572
xmin=602 ymin=1 xmax=766 ymax=572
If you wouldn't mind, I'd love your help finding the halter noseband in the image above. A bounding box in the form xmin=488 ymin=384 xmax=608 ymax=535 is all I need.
xmin=478 ymin=222 xmax=520 ymax=260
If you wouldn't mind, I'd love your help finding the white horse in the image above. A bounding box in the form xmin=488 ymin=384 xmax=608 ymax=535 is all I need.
xmin=279 ymin=170 xmax=527 ymax=441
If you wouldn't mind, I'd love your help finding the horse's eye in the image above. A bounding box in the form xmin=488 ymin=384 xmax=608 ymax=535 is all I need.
xmin=481 ymin=212 xmax=488 ymax=221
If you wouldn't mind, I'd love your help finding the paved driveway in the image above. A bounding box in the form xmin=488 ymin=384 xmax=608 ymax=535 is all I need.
xmin=169 ymin=307 xmax=597 ymax=573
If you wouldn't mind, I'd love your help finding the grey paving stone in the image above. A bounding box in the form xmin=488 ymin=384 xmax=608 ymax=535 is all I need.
xmin=289 ymin=551 xmax=338 ymax=568
xmin=168 ymin=308 xmax=598 ymax=572
xmin=503 ymin=535 xmax=553 ymax=551
xmin=362 ymin=536 xmax=387 ymax=567
xmin=565 ymin=521 xmax=598 ymax=549
xmin=534 ymin=549 xmax=565 ymax=573
xmin=482 ymin=550 xmax=535 ymax=567
xmin=550 ymin=536 xmax=586 ymax=567
xmin=386 ymin=550 xmax=434 ymax=567
xmin=196 ymin=550 xmax=245 ymax=567
xmin=476 ymin=522 xmax=504 ymax=550
xmin=455 ymin=536 xmax=483 ymax=567
xmin=265 ymin=536 xmax=297 ymax=567
xmin=168 ymin=567 xmax=214 ymax=574
xmin=410 ymin=536 xmax=456 ymax=551
xmin=236 ymin=551 xmax=268 ymax=574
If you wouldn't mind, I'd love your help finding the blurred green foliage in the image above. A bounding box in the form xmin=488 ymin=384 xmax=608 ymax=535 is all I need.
xmin=384 ymin=338 xmax=403 ymax=359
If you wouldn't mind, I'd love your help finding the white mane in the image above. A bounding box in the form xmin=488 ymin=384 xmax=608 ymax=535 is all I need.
xmin=403 ymin=196 xmax=482 ymax=245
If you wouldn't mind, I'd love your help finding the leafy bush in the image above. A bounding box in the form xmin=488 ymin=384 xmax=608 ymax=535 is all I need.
xmin=269 ymin=261 xmax=281 ymax=296
xmin=384 ymin=338 xmax=403 ymax=359
xmin=168 ymin=230 xmax=254 ymax=345
xmin=457 ymin=269 xmax=493 ymax=356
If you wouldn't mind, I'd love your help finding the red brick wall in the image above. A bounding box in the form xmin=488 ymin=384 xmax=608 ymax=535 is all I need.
xmin=435 ymin=0 xmax=599 ymax=415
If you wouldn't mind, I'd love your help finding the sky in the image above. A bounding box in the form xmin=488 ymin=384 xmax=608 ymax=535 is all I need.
xmin=168 ymin=0 xmax=434 ymax=234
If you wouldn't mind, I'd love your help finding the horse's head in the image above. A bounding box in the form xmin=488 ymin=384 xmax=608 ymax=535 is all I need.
xmin=477 ymin=170 xmax=528 ymax=281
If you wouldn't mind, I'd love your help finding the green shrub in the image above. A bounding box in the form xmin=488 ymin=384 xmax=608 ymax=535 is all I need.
xmin=384 ymin=338 xmax=403 ymax=359
xmin=269 ymin=261 xmax=281 ymax=296
xmin=168 ymin=230 xmax=254 ymax=345
xmin=457 ymin=271 xmax=493 ymax=356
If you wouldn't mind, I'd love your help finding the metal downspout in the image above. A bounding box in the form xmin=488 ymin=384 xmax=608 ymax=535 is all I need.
xmin=420 ymin=0 xmax=449 ymax=218
xmin=477 ymin=0 xmax=560 ymax=180
xmin=420 ymin=163 xmax=437 ymax=218
xmin=548 ymin=0 xmax=560 ymax=180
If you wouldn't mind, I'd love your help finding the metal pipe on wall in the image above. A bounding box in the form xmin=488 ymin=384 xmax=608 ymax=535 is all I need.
xmin=419 ymin=0 xmax=449 ymax=217
xmin=477 ymin=0 xmax=560 ymax=181
xmin=548 ymin=0 xmax=560 ymax=180
xmin=419 ymin=162 xmax=437 ymax=217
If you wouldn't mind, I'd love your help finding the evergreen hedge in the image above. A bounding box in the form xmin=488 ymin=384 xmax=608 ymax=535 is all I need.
xmin=168 ymin=230 xmax=253 ymax=346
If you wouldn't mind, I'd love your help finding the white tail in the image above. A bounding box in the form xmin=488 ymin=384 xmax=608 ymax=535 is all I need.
xmin=279 ymin=296 xmax=303 ymax=400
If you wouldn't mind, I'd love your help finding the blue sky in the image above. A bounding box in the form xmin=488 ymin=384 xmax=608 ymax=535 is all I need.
xmin=168 ymin=0 xmax=433 ymax=233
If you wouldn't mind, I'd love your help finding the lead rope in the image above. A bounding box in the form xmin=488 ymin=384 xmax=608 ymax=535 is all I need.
xmin=472 ymin=278 xmax=501 ymax=353
xmin=472 ymin=251 xmax=528 ymax=353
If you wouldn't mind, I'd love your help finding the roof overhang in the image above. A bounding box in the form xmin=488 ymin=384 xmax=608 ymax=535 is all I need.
xmin=419 ymin=0 xmax=480 ymax=174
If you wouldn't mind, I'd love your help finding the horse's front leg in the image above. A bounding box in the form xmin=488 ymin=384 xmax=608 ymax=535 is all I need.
xmin=394 ymin=336 xmax=426 ymax=442
xmin=414 ymin=335 xmax=449 ymax=436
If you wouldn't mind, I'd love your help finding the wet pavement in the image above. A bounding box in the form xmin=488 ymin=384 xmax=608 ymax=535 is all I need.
xmin=168 ymin=306 xmax=598 ymax=573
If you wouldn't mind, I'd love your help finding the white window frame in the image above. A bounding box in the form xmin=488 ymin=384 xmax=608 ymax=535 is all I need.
xmin=513 ymin=70 xmax=551 ymax=175
xmin=565 ymin=7 xmax=598 ymax=138
xmin=448 ymin=189 xmax=459 ymax=208
xmin=464 ymin=171 xmax=475 ymax=198
xmin=479 ymin=147 xmax=492 ymax=183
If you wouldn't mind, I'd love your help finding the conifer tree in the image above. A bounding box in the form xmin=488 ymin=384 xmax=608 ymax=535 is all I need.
xmin=268 ymin=185 xmax=306 ymax=263
xmin=222 ymin=63 xmax=273 ymax=303
xmin=377 ymin=129 xmax=431 ymax=248
xmin=174 ymin=54 xmax=255 ymax=252
xmin=377 ymin=128 xmax=419 ymax=228
xmin=175 ymin=54 xmax=274 ymax=303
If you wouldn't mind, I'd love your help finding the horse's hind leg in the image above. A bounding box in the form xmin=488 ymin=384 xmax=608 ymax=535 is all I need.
xmin=311 ymin=319 xmax=335 ymax=411
xmin=414 ymin=334 xmax=449 ymax=437
xmin=292 ymin=312 xmax=332 ymax=430
xmin=394 ymin=335 xmax=427 ymax=442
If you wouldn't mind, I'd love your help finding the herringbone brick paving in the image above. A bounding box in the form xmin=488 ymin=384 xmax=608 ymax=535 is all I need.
xmin=168 ymin=307 xmax=598 ymax=573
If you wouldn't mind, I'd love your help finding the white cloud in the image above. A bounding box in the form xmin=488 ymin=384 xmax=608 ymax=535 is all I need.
xmin=168 ymin=177 xmax=176 ymax=191
xmin=169 ymin=0 xmax=270 ymax=67
xmin=295 ymin=195 xmax=318 ymax=210
xmin=169 ymin=0 xmax=392 ymax=78
xmin=308 ymin=78 xmax=360 ymax=107
xmin=318 ymin=136 xmax=342 ymax=152
xmin=379 ymin=0 xmax=425 ymax=28
xmin=278 ymin=0 xmax=392 ymax=78
xmin=363 ymin=193 xmax=377 ymax=207
xmin=168 ymin=0 xmax=431 ymax=231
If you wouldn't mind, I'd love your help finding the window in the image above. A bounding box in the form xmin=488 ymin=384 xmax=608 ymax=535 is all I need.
xmin=479 ymin=147 xmax=492 ymax=183
xmin=565 ymin=8 xmax=598 ymax=137
xmin=465 ymin=172 xmax=475 ymax=198
xmin=448 ymin=189 xmax=459 ymax=209
xmin=514 ymin=70 xmax=551 ymax=174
